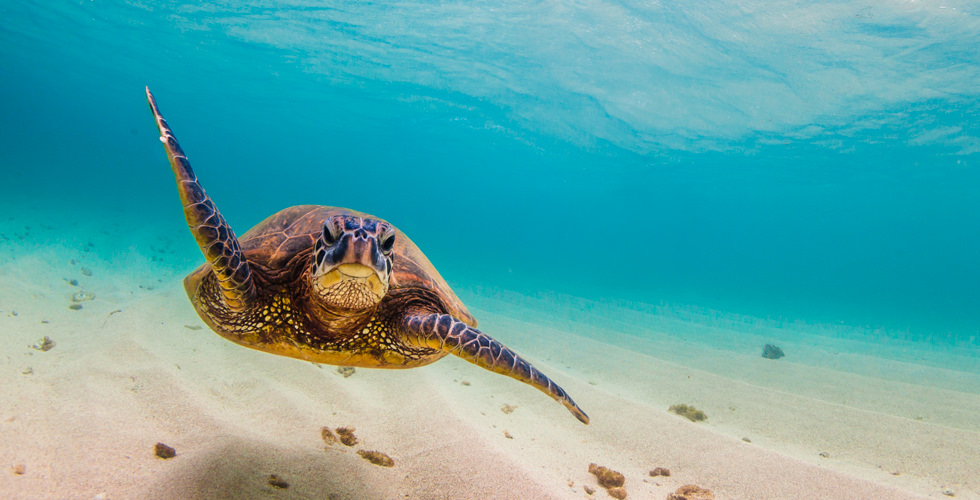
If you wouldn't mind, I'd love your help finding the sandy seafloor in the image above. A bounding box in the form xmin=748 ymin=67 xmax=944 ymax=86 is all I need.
xmin=2 ymin=202 xmax=979 ymax=500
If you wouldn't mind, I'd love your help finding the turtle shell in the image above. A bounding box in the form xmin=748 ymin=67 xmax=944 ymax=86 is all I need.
xmin=222 ymin=205 xmax=475 ymax=326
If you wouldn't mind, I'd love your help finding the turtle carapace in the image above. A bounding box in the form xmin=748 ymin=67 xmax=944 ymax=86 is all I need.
xmin=146 ymin=87 xmax=588 ymax=424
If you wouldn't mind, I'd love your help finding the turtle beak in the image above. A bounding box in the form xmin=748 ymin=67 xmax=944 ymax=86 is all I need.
xmin=315 ymin=263 xmax=388 ymax=301
xmin=311 ymin=236 xmax=391 ymax=310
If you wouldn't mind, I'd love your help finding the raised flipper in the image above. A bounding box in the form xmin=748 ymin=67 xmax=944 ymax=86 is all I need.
xmin=403 ymin=313 xmax=589 ymax=424
xmin=146 ymin=87 xmax=255 ymax=312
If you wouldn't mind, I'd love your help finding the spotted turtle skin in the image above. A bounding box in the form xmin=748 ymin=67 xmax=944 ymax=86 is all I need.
xmin=184 ymin=205 xmax=476 ymax=369
xmin=147 ymin=87 xmax=588 ymax=424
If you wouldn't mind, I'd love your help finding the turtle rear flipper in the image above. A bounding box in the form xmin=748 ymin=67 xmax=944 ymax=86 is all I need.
xmin=146 ymin=87 xmax=255 ymax=312
xmin=403 ymin=313 xmax=589 ymax=424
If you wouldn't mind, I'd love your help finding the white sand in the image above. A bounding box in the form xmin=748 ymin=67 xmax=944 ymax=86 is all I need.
xmin=2 ymin=209 xmax=978 ymax=500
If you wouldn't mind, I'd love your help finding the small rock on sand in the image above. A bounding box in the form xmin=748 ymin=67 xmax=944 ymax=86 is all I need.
xmin=357 ymin=450 xmax=395 ymax=467
xmin=32 ymin=337 xmax=55 ymax=352
xmin=608 ymin=487 xmax=627 ymax=499
xmin=335 ymin=427 xmax=358 ymax=446
xmin=667 ymin=484 xmax=714 ymax=500
xmin=154 ymin=442 xmax=177 ymax=459
xmin=72 ymin=291 xmax=96 ymax=303
xmin=268 ymin=474 xmax=289 ymax=488
xmin=321 ymin=427 xmax=338 ymax=445
xmin=588 ymin=463 xmax=625 ymax=489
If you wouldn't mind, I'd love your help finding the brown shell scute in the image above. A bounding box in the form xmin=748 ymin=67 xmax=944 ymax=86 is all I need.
xmin=238 ymin=205 xmax=325 ymax=270
xmin=236 ymin=205 xmax=475 ymax=327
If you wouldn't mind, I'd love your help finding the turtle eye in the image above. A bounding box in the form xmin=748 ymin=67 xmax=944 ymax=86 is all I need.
xmin=322 ymin=221 xmax=341 ymax=246
xmin=379 ymin=230 xmax=395 ymax=255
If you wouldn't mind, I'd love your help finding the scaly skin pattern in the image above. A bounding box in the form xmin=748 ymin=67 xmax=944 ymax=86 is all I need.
xmin=194 ymin=265 xmax=444 ymax=369
xmin=194 ymin=267 xmax=589 ymax=423
xmin=403 ymin=313 xmax=590 ymax=424
xmin=147 ymin=88 xmax=255 ymax=311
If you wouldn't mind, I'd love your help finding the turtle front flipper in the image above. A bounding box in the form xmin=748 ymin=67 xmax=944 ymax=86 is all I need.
xmin=146 ymin=87 xmax=255 ymax=312
xmin=403 ymin=313 xmax=589 ymax=424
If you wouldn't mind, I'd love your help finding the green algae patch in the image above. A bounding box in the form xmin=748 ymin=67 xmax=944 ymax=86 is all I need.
xmin=669 ymin=404 xmax=707 ymax=422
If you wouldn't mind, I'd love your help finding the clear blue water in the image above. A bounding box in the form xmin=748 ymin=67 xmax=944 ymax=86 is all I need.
xmin=3 ymin=0 xmax=979 ymax=342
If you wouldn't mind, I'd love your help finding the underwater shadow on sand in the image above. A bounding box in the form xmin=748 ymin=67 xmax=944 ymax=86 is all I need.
xmin=142 ymin=437 xmax=382 ymax=500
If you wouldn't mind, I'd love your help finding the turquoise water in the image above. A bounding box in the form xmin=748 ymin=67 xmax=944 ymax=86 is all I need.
xmin=2 ymin=0 xmax=979 ymax=342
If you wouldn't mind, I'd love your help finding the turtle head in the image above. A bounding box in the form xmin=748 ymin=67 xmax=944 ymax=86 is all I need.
xmin=310 ymin=215 xmax=395 ymax=311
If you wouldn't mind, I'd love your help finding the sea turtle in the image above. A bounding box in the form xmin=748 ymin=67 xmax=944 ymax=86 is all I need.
xmin=146 ymin=88 xmax=588 ymax=424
